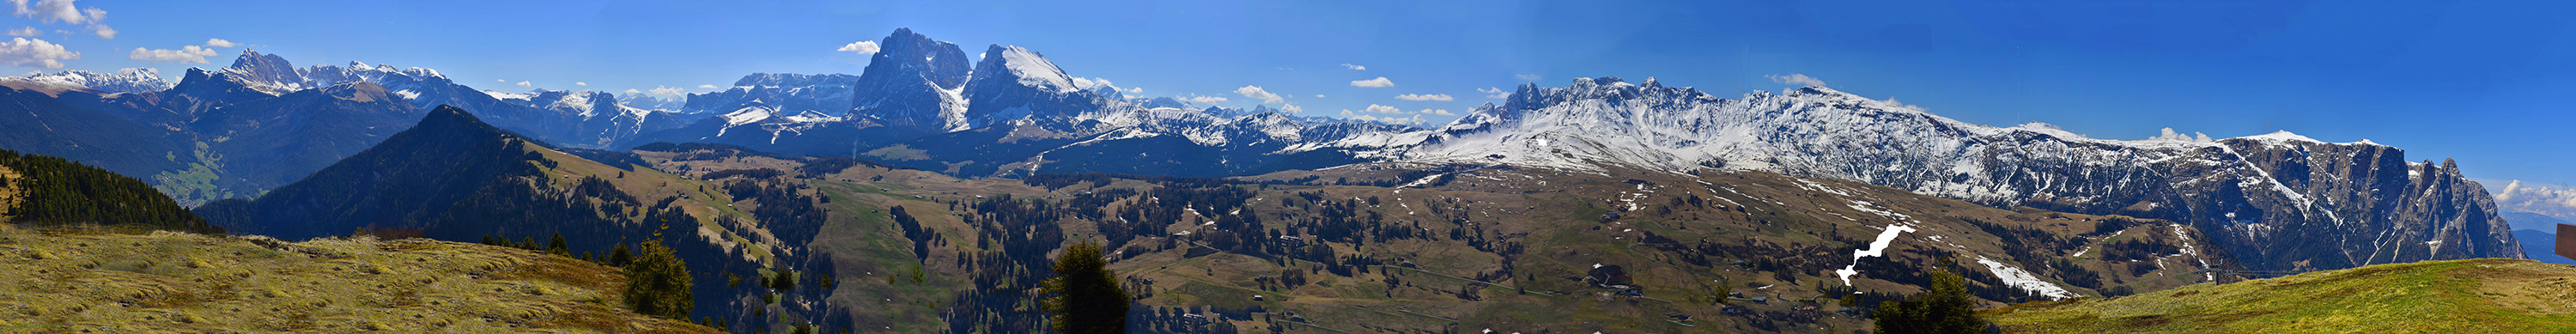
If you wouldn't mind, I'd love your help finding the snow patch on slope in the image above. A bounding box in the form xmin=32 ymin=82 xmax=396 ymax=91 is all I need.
xmin=1974 ymin=256 xmax=2076 ymax=301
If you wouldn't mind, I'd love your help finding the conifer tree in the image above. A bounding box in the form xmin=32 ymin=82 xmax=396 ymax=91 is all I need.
xmin=623 ymin=240 xmax=693 ymax=319
xmin=1042 ymin=240 xmax=1128 ymax=334
xmin=611 ymin=240 xmax=633 ymax=266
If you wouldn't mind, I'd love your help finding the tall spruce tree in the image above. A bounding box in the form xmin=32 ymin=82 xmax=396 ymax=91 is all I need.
xmin=623 ymin=240 xmax=693 ymax=319
xmin=1042 ymin=240 xmax=1129 ymax=334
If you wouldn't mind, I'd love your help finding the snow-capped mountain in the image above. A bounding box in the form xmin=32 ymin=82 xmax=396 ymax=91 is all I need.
xmin=623 ymin=28 xmax=1422 ymax=177
xmin=1337 ymin=76 xmax=2518 ymax=271
xmin=171 ymin=50 xmax=699 ymax=149
xmin=960 ymin=45 xmax=1098 ymax=128
xmin=684 ymin=73 xmax=860 ymax=115
xmin=492 ymin=89 xmax=696 ymax=148
xmin=621 ymin=94 xmax=684 ymax=112
xmin=3 ymin=68 xmax=173 ymax=94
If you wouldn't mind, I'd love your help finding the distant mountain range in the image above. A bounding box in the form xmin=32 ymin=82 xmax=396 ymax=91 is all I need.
xmin=1331 ymin=79 xmax=2519 ymax=271
xmin=0 ymin=27 xmax=2525 ymax=274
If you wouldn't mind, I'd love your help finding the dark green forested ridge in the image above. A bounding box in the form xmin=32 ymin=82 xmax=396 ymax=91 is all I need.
xmin=0 ymin=149 xmax=220 ymax=234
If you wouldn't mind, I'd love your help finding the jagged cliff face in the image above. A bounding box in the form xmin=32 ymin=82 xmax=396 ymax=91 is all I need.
xmin=1355 ymin=77 xmax=2519 ymax=271
xmin=848 ymin=27 xmax=972 ymax=131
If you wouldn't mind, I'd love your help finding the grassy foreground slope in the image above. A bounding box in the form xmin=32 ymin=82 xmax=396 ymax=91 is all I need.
xmin=1989 ymin=258 xmax=2576 ymax=333
xmin=0 ymin=225 xmax=716 ymax=333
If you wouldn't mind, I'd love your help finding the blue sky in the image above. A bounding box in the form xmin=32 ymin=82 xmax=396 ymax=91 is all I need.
xmin=10 ymin=0 xmax=2576 ymax=185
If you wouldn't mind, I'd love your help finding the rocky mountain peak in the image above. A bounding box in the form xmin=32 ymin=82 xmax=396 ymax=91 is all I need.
xmin=223 ymin=49 xmax=304 ymax=88
xmin=850 ymin=27 xmax=973 ymax=131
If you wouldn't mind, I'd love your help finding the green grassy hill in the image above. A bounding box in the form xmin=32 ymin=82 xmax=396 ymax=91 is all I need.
xmin=0 ymin=225 xmax=717 ymax=333
xmin=1989 ymin=258 xmax=2576 ymax=333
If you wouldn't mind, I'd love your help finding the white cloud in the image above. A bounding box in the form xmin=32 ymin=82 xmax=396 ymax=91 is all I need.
xmin=515 ymin=81 xmax=532 ymax=88
xmin=4 ymin=27 xmax=33 ymax=36
xmin=1515 ymin=74 xmax=1541 ymax=82
xmin=1313 ymin=94 xmax=1324 ymax=98
xmin=623 ymin=88 xmax=641 ymax=94
xmin=698 ymin=84 xmax=718 ymax=89
xmin=126 ymin=45 xmax=214 ymax=64
xmin=7 ymin=1 xmax=110 ymax=39
xmin=838 ymin=40 xmax=880 ymax=55
xmin=1340 ymin=64 xmax=1365 ymax=70
xmin=1234 ymin=85 xmax=1285 ymax=104
xmin=1182 ymin=95 xmax=1228 ymax=104
xmin=2494 ymin=179 xmax=2576 ymax=227
xmin=204 ymin=38 xmax=236 ymax=47
xmin=10 ymin=0 xmax=95 ymax=24
xmin=2148 ymin=127 xmax=2213 ymax=143
xmin=1394 ymin=94 xmax=1453 ymax=101
xmin=1280 ymin=103 xmax=1303 ymax=112
xmin=647 ymin=86 xmax=685 ymax=99
xmin=1349 ymin=76 xmax=1394 ymax=88
xmin=1478 ymin=87 xmax=1509 ymax=99
xmin=1124 ymin=87 xmax=1142 ymax=94
xmin=0 ymin=37 xmax=75 ymax=69
xmin=1419 ymin=109 xmax=1455 ymax=116
xmin=1358 ymin=104 xmax=1404 ymax=114
xmin=1767 ymin=73 xmax=1827 ymax=87
xmin=496 ymin=79 xmax=505 ymax=82
xmin=574 ymin=82 xmax=587 ymax=86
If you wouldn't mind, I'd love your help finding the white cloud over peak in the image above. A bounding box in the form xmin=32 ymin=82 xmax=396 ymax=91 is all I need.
xmin=204 ymin=38 xmax=236 ymax=47
xmin=623 ymin=88 xmax=641 ymax=94
xmin=1420 ymin=109 xmax=1455 ymax=116
xmin=1358 ymin=104 xmax=1403 ymax=114
xmin=1340 ymin=64 xmax=1365 ymax=70
xmin=1234 ymin=85 xmax=1284 ymax=104
xmin=1349 ymin=76 xmax=1394 ymax=88
xmin=1394 ymin=94 xmax=1452 ymax=101
xmin=1478 ymin=87 xmax=1509 ymax=99
xmin=647 ymin=86 xmax=685 ymax=99
xmin=0 ymin=37 xmax=75 ymax=69
xmin=1767 ymin=73 xmax=1827 ymax=87
xmin=127 ymin=45 xmax=214 ymax=64
xmin=574 ymin=82 xmax=587 ymax=86
xmin=2148 ymin=127 xmax=2214 ymax=143
xmin=1280 ymin=103 xmax=1303 ymax=112
xmin=838 ymin=40 xmax=880 ymax=55
xmin=697 ymin=84 xmax=718 ymax=89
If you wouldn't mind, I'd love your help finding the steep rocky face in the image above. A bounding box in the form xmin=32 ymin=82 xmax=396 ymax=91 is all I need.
xmin=848 ymin=27 xmax=972 ymax=131
xmin=1356 ymin=78 xmax=2521 ymax=271
xmin=218 ymin=50 xmax=306 ymax=94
